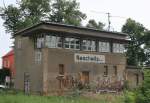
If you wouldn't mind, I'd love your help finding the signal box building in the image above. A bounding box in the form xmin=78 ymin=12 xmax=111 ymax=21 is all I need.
xmin=14 ymin=22 xmax=143 ymax=95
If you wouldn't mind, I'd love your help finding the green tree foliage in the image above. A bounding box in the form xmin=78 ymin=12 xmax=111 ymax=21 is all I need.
xmin=124 ymin=70 xmax=150 ymax=103
xmin=143 ymin=31 xmax=150 ymax=66
xmin=122 ymin=18 xmax=148 ymax=66
xmin=0 ymin=0 xmax=86 ymax=35
xmin=20 ymin=0 xmax=51 ymax=23
xmin=135 ymin=70 xmax=150 ymax=103
xmin=0 ymin=68 xmax=11 ymax=84
xmin=0 ymin=5 xmax=22 ymax=33
xmin=50 ymin=0 xmax=86 ymax=26
xmin=86 ymin=19 xmax=105 ymax=30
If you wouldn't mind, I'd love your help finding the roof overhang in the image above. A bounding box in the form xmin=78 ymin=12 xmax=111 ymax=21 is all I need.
xmin=14 ymin=22 xmax=129 ymax=42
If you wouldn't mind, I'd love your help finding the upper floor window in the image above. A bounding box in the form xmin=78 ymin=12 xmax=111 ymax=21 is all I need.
xmin=3 ymin=60 xmax=10 ymax=68
xmin=99 ymin=41 xmax=110 ymax=52
xmin=82 ymin=40 xmax=96 ymax=51
xmin=17 ymin=38 xmax=22 ymax=49
xmin=35 ymin=51 xmax=42 ymax=64
xmin=113 ymin=43 xmax=125 ymax=53
xmin=64 ymin=37 xmax=80 ymax=50
xmin=36 ymin=37 xmax=44 ymax=48
xmin=45 ymin=35 xmax=62 ymax=48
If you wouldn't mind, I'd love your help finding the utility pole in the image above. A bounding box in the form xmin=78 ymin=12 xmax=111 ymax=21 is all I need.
xmin=106 ymin=12 xmax=111 ymax=31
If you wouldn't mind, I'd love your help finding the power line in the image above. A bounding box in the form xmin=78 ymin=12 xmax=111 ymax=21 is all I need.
xmin=90 ymin=10 xmax=128 ymax=31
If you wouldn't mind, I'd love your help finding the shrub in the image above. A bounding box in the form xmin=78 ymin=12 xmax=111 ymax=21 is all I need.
xmin=124 ymin=91 xmax=136 ymax=103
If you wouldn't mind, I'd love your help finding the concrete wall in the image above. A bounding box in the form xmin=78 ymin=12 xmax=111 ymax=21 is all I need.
xmin=14 ymin=36 xmax=43 ymax=93
xmin=44 ymin=48 xmax=126 ymax=93
xmin=14 ymin=35 xmax=143 ymax=95
xmin=126 ymin=69 xmax=143 ymax=88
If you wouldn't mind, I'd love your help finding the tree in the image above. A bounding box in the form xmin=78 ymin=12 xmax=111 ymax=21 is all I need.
xmin=0 ymin=5 xmax=22 ymax=33
xmin=122 ymin=18 xmax=147 ymax=66
xmin=135 ymin=70 xmax=150 ymax=103
xmin=86 ymin=19 xmax=105 ymax=30
xmin=50 ymin=0 xmax=86 ymax=26
xmin=0 ymin=0 xmax=86 ymax=35
xmin=144 ymin=31 xmax=150 ymax=66
xmin=124 ymin=69 xmax=150 ymax=103
xmin=0 ymin=68 xmax=11 ymax=84
xmin=0 ymin=0 xmax=51 ymax=34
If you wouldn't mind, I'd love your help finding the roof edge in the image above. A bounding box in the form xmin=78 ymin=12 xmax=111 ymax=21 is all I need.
xmin=14 ymin=21 xmax=128 ymax=36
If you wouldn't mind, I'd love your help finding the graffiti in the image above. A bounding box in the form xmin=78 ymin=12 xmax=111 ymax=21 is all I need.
xmin=56 ymin=74 xmax=124 ymax=93
xmin=95 ymin=75 xmax=124 ymax=93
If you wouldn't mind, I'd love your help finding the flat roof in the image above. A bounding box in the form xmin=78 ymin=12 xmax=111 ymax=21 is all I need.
xmin=14 ymin=22 xmax=128 ymax=41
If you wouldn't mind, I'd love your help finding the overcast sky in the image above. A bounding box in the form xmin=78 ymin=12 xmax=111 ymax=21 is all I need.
xmin=0 ymin=0 xmax=150 ymax=67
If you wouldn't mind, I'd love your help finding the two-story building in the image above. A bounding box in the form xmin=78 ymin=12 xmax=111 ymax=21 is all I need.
xmin=14 ymin=22 xmax=143 ymax=95
xmin=2 ymin=50 xmax=15 ymax=78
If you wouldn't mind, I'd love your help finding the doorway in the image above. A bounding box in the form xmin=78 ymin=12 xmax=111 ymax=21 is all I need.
xmin=24 ymin=73 xmax=30 ymax=95
xmin=81 ymin=71 xmax=89 ymax=85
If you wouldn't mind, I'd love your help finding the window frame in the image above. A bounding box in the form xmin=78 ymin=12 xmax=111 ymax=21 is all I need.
xmin=64 ymin=37 xmax=80 ymax=50
xmin=113 ymin=43 xmax=125 ymax=53
xmin=35 ymin=50 xmax=42 ymax=64
xmin=98 ymin=41 xmax=110 ymax=53
xmin=45 ymin=35 xmax=62 ymax=48
xmin=82 ymin=39 xmax=96 ymax=51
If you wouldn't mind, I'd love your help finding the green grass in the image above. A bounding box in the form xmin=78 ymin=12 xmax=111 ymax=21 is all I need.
xmin=0 ymin=91 xmax=125 ymax=103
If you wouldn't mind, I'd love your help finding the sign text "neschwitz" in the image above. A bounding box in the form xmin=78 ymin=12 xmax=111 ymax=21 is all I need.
xmin=74 ymin=53 xmax=105 ymax=63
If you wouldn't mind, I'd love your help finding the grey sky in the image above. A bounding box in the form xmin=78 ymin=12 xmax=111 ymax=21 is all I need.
xmin=0 ymin=0 xmax=150 ymax=67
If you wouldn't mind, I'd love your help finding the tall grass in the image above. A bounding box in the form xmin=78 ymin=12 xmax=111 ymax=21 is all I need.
xmin=0 ymin=90 xmax=124 ymax=103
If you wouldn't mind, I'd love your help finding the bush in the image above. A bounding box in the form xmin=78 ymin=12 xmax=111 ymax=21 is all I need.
xmin=124 ymin=70 xmax=150 ymax=103
xmin=124 ymin=91 xmax=136 ymax=103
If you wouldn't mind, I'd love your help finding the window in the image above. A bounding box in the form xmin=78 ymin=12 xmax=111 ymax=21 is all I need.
xmin=113 ymin=43 xmax=125 ymax=53
xmin=104 ymin=65 xmax=108 ymax=76
xmin=99 ymin=41 xmax=110 ymax=52
xmin=45 ymin=35 xmax=62 ymax=48
xmin=17 ymin=38 xmax=22 ymax=49
xmin=7 ymin=61 xmax=10 ymax=68
xmin=36 ymin=37 xmax=44 ymax=48
xmin=64 ymin=37 xmax=80 ymax=50
xmin=59 ymin=64 xmax=65 ymax=75
xmin=3 ymin=60 xmax=9 ymax=68
xmin=24 ymin=72 xmax=30 ymax=94
xmin=35 ymin=51 xmax=42 ymax=64
xmin=4 ymin=60 xmax=7 ymax=67
xmin=113 ymin=66 xmax=117 ymax=76
xmin=136 ymin=74 xmax=139 ymax=86
xmin=82 ymin=40 xmax=96 ymax=51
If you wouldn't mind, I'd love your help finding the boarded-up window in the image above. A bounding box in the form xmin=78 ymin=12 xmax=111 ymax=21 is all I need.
xmin=113 ymin=66 xmax=117 ymax=76
xmin=59 ymin=64 xmax=64 ymax=75
xmin=104 ymin=65 xmax=108 ymax=76
xmin=136 ymin=74 xmax=139 ymax=86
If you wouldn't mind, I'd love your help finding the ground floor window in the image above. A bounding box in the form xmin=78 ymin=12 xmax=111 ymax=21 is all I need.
xmin=136 ymin=74 xmax=139 ymax=86
xmin=113 ymin=66 xmax=117 ymax=76
xmin=59 ymin=64 xmax=65 ymax=75
xmin=104 ymin=65 xmax=108 ymax=76
xmin=24 ymin=73 xmax=30 ymax=94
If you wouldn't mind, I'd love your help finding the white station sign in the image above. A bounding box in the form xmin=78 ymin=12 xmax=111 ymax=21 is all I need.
xmin=74 ymin=53 xmax=105 ymax=63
